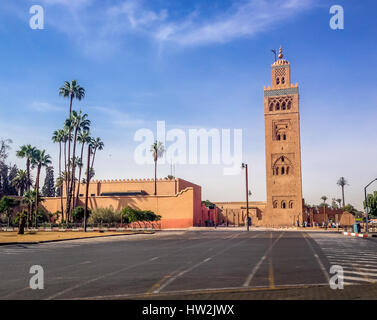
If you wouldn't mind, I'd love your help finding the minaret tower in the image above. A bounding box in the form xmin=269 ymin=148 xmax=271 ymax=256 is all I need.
xmin=264 ymin=47 xmax=303 ymax=226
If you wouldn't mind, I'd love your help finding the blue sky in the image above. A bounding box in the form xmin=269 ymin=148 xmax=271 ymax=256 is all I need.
xmin=0 ymin=0 xmax=376 ymax=209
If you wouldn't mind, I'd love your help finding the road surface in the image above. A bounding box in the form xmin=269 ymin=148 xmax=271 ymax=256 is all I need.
xmin=0 ymin=230 xmax=376 ymax=299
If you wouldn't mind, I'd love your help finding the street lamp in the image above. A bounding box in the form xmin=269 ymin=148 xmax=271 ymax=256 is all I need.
xmin=242 ymin=163 xmax=250 ymax=231
xmin=364 ymin=178 xmax=377 ymax=233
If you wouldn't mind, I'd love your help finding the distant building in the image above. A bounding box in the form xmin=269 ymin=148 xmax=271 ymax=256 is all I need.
xmin=43 ymin=178 xmax=202 ymax=229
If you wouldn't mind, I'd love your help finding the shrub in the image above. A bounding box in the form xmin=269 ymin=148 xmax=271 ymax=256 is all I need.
xmin=120 ymin=206 xmax=161 ymax=225
xmin=88 ymin=206 xmax=121 ymax=224
xmin=72 ymin=206 xmax=91 ymax=222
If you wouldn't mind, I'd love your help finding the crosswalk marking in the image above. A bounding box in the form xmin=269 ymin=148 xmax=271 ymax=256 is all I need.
xmin=310 ymin=233 xmax=377 ymax=286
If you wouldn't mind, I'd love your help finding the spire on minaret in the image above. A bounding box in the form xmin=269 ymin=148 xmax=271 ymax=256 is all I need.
xmin=278 ymin=46 xmax=284 ymax=59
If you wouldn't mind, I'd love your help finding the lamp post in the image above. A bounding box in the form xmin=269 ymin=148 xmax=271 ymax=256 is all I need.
xmin=364 ymin=178 xmax=377 ymax=233
xmin=242 ymin=163 xmax=250 ymax=231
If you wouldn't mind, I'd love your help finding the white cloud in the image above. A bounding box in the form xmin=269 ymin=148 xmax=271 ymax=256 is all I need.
xmin=24 ymin=0 xmax=314 ymax=56
xmin=89 ymin=106 xmax=146 ymax=128
xmin=30 ymin=102 xmax=64 ymax=112
xmin=154 ymin=0 xmax=314 ymax=45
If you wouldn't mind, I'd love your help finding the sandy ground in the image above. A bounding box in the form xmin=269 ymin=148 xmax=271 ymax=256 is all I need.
xmin=0 ymin=231 xmax=138 ymax=244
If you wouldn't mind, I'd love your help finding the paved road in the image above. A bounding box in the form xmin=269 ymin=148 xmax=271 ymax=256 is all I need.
xmin=0 ymin=230 xmax=376 ymax=300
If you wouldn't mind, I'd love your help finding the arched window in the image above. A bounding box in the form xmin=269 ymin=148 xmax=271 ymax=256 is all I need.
xmin=282 ymin=102 xmax=286 ymax=110
xmin=273 ymin=156 xmax=292 ymax=178
xmin=276 ymin=77 xmax=280 ymax=85
xmin=289 ymin=201 xmax=294 ymax=209
xmin=269 ymin=103 xmax=273 ymax=111
xmin=273 ymin=201 xmax=278 ymax=208
xmin=287 ymin=101 xmax=291 ymax=110
xmin=282 ymin=77 xmax=285 ymax=84
xmin=283 ymin=134 xmax=287 ymax=140
xmin=281 ymin=201 xmax=286 ymax=209
xmin=277 ymin=134 xmax=281 ymax=141
xmin=276 ymin=103 xmax=280 ymax=111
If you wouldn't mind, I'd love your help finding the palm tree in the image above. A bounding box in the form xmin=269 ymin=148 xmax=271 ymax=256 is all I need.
xmin=62 ymin=129 xmax=72 ymax=201
xmin=22 ymin=189 xmax=35 ymax=228
xmin=84 ymin=139 xmax=95 ymax=232
xmin=16 ymin=145 xmax=36 ymax=227
xmin=11 ymin=169 xmax=28 ymax=196
xmin=16 ymin=145 xmax=36 ymax=192
xmin=31 ymin=149 xmax=52 ymax=227
xmin=52 ymin=129 xmax=65 ymax=217
xmin=90 ymin=137 xmax=104 ymax=173
xmin=68 ymin=111 xmax=90 ymax=213
xmin=22 ymin=190 xmax=44 ymax=228
xmin=337 ymin=177 xmax=348 ymax=207
xmin=59 ymin=80 xmax=86 ymax=117
xmin=76 ymin=131 xmax=91 ymax=207
xmin=59 ymin=80 xmax=85 ymax=219
xmin=150 ymin=141 xmax=165 ymax=196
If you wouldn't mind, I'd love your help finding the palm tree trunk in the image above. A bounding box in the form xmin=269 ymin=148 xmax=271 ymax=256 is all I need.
xmin=34 ymin=164 xmax=41 ymax=228
xmin=66 ymin=95 xmax=73 ymax=221
xmin=342 ymin=186 xmax=345 ymax=207
xmin=90 ymin=148 xmax=97 ymax=172
xmin=84 ymin=145 xmax=91 ymax=232
xmin=75 ymin=143 xmax=85 ymax=207
xmin=154 ymin=160 xmax=157 ymax=195
xmin=63 ymin=140 xmax=67 ymax=222
xmin=69 ymin=128 xmax=79 ymax=214
xmin=59 ymin=142 xmax=64 ymax=220
xmin=26 ymin=158 xmax=31 ymax=228
xmin=69 ymin=94 xmax=73 ymax=117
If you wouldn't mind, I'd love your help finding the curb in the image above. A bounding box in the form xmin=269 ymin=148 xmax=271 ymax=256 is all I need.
xmin=0 ymin=231 xmax=155 ymax=246
xmin=342 ymin=231 xmax=372 ymax=238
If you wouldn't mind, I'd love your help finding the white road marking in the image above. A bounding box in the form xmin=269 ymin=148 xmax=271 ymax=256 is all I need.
xmin=154 ymin=233 xmax=260 ymax=293
xmin=243 ymin=232 xmax=284 ymax=287
xmin=303 ymin=234 xmax=330 ymax=283
xmin=310 ymin=232 xmax=377 ymax=286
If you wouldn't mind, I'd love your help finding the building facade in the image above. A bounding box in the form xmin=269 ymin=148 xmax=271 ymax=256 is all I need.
xmin=264 ymin=47 xmax=304 ymax=225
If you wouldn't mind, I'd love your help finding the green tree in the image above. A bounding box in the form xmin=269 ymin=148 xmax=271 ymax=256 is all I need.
xmin=52 ymin=129 xmax=65 ymax=216
xmin=0 ymin=196 xmax=20 ymax=227
xmin=16 ymin=210 xmax=27 ymax=234
xmin=59 ymin=80 xmax=86 ymax=220
xmin=90 ymin=137 xmax=104 ymax=173
xmin=202 ymin=200 xmax=215 ymax=209
xmin=72 ymin=206 xmax=91 ymax=223
xmin=337 ymin=177 xmax=348 ymax=207
xmin=76 ymin=130 xmax=91 ymax=206
xmin=343 ymin=203 xmax=363 ymax=217
xmin=0 ymin=138 xmax=12 ymax=161
xmin=364 ymin=191 xmax=377 ymax=218
xmin=66 ymin=111 xmax=91 ymax=214
xmin=42 ymin=166 xmax=55 ymax=197
xmin=11 ymin=169 xmax=28 ymax=196
xmin=150 ymin=141 xmax=165 ymax=195
xmin=31 ymin=149 xmax=52 ymax=226
xmin=16 ymin=145 xmax=36 ymax=193
xmin=22 ymin=190 xmax=45 ymax=228
xmin=59 ymin=80 xmax=86 ymax=117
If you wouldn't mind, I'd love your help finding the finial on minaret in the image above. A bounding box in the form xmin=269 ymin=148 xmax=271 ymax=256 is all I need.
xmin=278 ymin=46 xmax=284 ymax=59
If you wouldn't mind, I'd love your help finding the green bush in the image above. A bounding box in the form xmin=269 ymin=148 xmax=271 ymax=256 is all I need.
xmin=88 ymin=206 xmax=122 ymax=224
xmin=121 ymin=206 xmax=161 ymax=224
xmin=72 ymin=206 xmax=91 ymax=222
